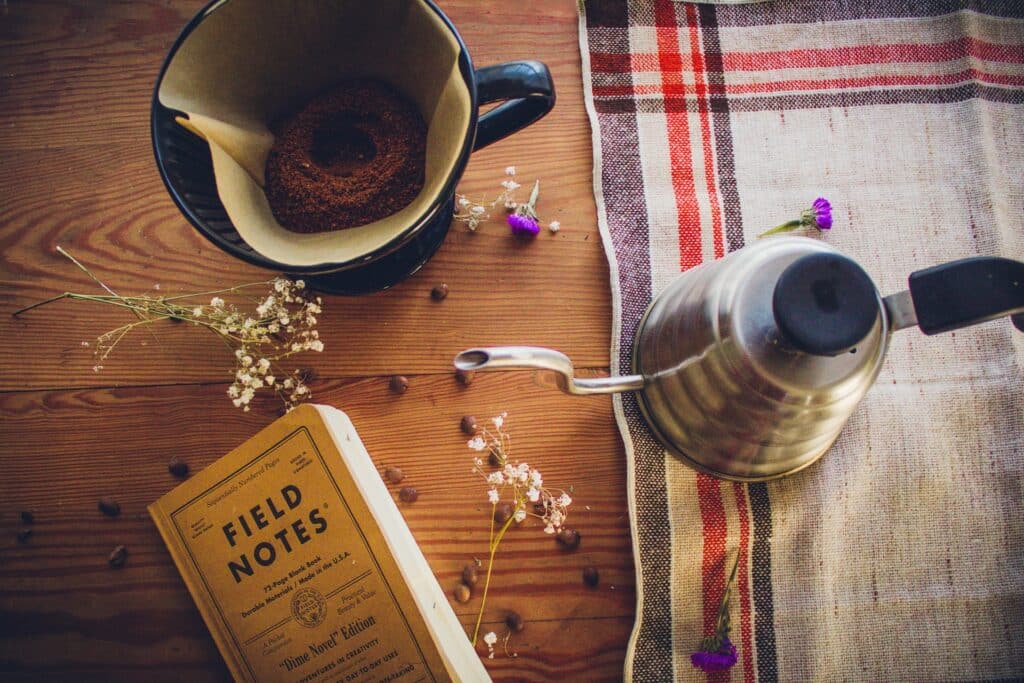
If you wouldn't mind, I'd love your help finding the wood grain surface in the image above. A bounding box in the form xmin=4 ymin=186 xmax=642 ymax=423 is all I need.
xmin=0 ymin=1 xmax=635 ymax=681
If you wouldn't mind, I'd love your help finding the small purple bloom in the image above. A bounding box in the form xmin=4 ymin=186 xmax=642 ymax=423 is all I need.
xmin=690 ymin=637 xmax=738 ymax=673
xmin=811 ymin=197 xmax=832 ymax=230
xmin=508 ymin=213 xmax=540 ymax=237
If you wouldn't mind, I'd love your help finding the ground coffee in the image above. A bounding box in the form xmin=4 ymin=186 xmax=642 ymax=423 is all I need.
xmin=265 ymin=79 xmax=427 ymax=233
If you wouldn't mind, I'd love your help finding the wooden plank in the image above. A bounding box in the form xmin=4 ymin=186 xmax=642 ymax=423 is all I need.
xmin=0 ymin=371 xmax=636 ymax=679
xmin=0 ymin=1 xmax=637 ymax=680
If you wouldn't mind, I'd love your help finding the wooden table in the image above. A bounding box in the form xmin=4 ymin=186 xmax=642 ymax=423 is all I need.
xmin=0 ymin=1 xmax=635 ymax=680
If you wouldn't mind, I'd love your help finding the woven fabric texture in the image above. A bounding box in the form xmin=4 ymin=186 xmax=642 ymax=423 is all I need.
xmin=579 ymin=2 xmax=1024 ymax=681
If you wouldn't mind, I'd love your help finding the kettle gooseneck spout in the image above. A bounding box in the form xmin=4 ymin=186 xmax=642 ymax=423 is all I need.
xmin=453 ymin=347 xmax=646 ymax=396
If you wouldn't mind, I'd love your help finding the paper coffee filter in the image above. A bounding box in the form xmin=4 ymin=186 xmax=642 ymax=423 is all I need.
xmin=158 ymin=0 xmax=471 ymax=268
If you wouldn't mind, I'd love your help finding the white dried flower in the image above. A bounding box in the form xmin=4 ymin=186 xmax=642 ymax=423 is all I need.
xmin=549 ymin=220 xmax=561 ymax=233
xmin=466 ymin=412 xmax=577 ymax=653
xmin=505 ymin=166 xmax=516 ymax=176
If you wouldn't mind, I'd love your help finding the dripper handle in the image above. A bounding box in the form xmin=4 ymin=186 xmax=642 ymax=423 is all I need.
xmin=908 ymin=257 xmax=1024 ymax=334
xmin=473 ymin=61 xmax=555 ymax=151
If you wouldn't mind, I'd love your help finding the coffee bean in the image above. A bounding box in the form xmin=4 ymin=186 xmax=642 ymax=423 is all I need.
xmin=385 ymin=466 xmax=405 ymax=484
xmin=505 ymin=611 xmax=525 ymax=633
xmin=297 ymin=367 xmax=318 ymax=383
xmin=389 ymin=375 xmax=409 ymax=394
xmin=582 ymin=566 xmax=599 ymax=587
xmin=461 ymin=564 xmax=479 ymax=587
xmin=20 ymin=511 xmax=34 ymax=524
xmin=108 ymin=545 xmax=128 ymax=569
xmin=453 ymin=583 xmax=471 ymax=603
xmin=98 ymin=497 xmax=121 ymax=517
xmin=460 ymin=415 xmax=478 ymax=435
xmin=399 ymin=486 xmax=419 ymax=503
xmin=488 ymin=450 xmax=504 ymax=468
xmin=16 ymin=528 xmax=32 ymax=543
xmin=455 ymin=369 xmax=473 ymax=386
xmin=430 ymin=284 xmax=449 ymax=301
xmin=494 ymin=503 xmax=514 ymax=525
xmin=168 ymin=457 xmax=189 ymax=478
xmin=556 ymin=528 xmax=581 ymax=549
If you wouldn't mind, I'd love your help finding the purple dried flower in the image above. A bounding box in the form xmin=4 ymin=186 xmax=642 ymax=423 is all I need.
xmin=809 ymin=197 xmax=832 ymax=230
xmin=758 ymin=197 xmax=833 ymax=238
xmin=691 ymin=637 xmax=738 ymax=672
xmin=691 ymin=553 xmax=741 ymax=673
xmin=508 ymin=213 xmax=540 ymax=237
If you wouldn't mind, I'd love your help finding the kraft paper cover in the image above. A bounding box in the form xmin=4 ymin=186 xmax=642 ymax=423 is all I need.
xmin=148 ymin=405 xmax=489 ymax=682
xmin=158 ymin=0 xmax=471 ymax=268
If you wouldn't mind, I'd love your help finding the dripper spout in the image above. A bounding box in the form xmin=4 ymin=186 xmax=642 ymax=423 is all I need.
xmin=453 ymin=346 xmax=645 ymax=396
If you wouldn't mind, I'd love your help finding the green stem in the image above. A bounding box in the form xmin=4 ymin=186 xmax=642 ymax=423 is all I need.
xmin=11 ymin=293 xmax=73 ymax=317
xmin=713 ymin=552 xmax=741 ymax=637
xmin=159 ymin=281 xmax=274 ymax=302
xmin=757 ymin=218 xmax=803 ymax=238
xmin=470 ymin=510 xmax=518 ymax=645
xmin=56 ymin=246 xmax=122 ymax=299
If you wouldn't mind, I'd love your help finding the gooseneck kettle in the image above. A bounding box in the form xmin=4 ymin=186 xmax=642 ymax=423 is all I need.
xmin=454 ymin=237 xmax=1024 ymax=481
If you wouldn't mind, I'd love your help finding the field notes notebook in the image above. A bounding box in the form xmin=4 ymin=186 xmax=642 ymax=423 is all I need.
xmin=149 ymin=404 xmax=489 ymax=682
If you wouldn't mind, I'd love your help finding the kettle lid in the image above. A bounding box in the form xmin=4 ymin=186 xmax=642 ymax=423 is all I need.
xmin=772 ymin=253 xmax=878 ymax=356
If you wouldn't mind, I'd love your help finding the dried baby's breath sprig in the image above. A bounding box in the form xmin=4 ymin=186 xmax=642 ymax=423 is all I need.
xmin=482 ymin=631 xmax=498 ymax=659
xmin=454 ymin=166 xmax=562 ymax=235
xmin=454 ymin=166 xmax=522 ymax=231
xmin=466 ymin=413 xmax=574 ymax=648
xmin=12 ymin=247 xmax=324 ymax=412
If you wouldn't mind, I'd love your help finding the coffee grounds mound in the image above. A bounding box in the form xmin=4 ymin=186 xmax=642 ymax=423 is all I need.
xmin=265 ymin=79 xmax=426 ymax=233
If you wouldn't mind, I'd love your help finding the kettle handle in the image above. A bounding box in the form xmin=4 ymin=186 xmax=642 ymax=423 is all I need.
xmin=908 ymin=257 xmax=1024 ymax=335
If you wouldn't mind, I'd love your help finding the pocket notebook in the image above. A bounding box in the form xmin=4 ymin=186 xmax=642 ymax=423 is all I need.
xmin=149 ymin=404 xmax=489 ymax=683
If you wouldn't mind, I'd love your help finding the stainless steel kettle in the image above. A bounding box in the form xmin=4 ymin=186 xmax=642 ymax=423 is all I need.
xmin=454 ymin=236 xmax=1024 ymax=481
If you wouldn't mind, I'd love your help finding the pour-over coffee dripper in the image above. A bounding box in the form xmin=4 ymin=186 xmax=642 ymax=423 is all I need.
xmin=152 ymin=0 xmax=554 ymax=294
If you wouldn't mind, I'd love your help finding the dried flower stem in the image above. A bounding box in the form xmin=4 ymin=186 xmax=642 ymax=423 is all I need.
xmin=466 ymin=415 xmax=573 ymax=649
xmin=702 ymin=552 xmax=740 ymax=652
xmin=13 ymin=248 xmax=324 ymax=411
xmin=471 ymin=511 xmax=517 ymax=645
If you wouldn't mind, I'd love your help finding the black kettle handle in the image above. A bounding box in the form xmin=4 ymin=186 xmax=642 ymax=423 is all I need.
xmin=473 ymin=60 xmax=555 ymax=151
xmin=910 ymin=257 xmax=1024 ymax=335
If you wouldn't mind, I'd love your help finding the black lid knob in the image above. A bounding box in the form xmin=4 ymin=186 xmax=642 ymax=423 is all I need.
xmin=772 ymin=253 xmax=879 ymax=356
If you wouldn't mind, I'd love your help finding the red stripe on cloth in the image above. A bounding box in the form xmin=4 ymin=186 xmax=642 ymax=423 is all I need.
xmin=724 ymin=70 xmax=1024 ymax=92
xmin=653 ymin=0 xmax=701 ymax=271
xmin=732 ymin=482 xmax=755 ymax=683
xmin=696 ymin=473 xmax=728 ymax=683
xmin=684 ymin=3 xmax=724 ymax=261
xmin=723 ymin=38 xmax=1024 ymax=71
xmin=592 ymin=68 xmax=1024 ymax=98
xmin=589 ymin=38 xmax=1024 ymax=76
